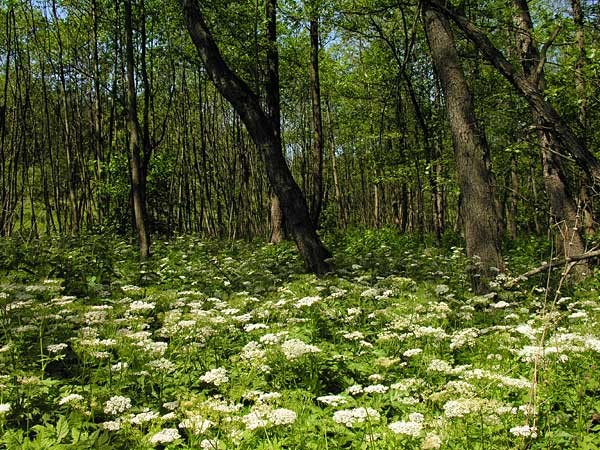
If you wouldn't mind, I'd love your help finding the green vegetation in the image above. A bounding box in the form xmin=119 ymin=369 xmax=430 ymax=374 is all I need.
xmin=0 ymin=231 xmax=598 ymax=449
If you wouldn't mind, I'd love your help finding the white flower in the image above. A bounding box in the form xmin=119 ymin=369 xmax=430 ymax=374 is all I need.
xmin=149 ymin=428 xmax=181 ymax=445
xmin=104 ymin=396 xmax=132 ymax=415
xmin=568 ymin=311 xmax=588 ymax=319
xmin=295 ymin=296 xmax=321 ymax=308
xmin=201 ymin=438 xmax=221 ymax=450
xmin=47 ymin=343 xmax=68 ymax=353
xmin=317 ymin=395 xmax=347 ymax=406
xmin=450 ymin=328 xmax=479 ymax=349
xmin=240 ymin=341 xmax=266 ymax=361
xmin=129 ymin=300 xmax=155 ymax=312
xmin=242 ymin=410 xmax=269 ymax=430
xmin=179 ymin=415 xmax=214 ymax=434
xmin=102 ymin=420 xmax=122 ymax=431
xmin=131 ymin=410 xmax=160 ymax=425
xmin=346 ymin=384 xmax=364 ymax=395
xmin=200 ymin=367 xmax=229 ymax=386
xmin=509 ymin=424 xmax=538 ymax=438
xmin=59 ymin=394 xmax=84 ymax=406
xmin=244 ymin=323 xmax=268 ymax=332
xmin=333 ymin=407 xmax=380 ymax=428
xmin=269 ymin=408 xmax=297 ymax=425
xmin=408 ymin=412 xmax=424 ymax=423
xmin=435 ymin=284 xmax=449 ymax=295
xmin=428 ymin=359 xmax=454 ymax=373
xmin=360 ymin=288 xmax=378 ymax=298
xmin=421 ymin=433 xmax=443 ymax=449
xmin=403 ymin=348 xmax=423 ymax=358
xmin=148 ymin=358 xmax=176 ymax=372
xmin=388 ymin=420 xmax=423 ymax=437
xmin=443 ymin=399 xmax=472 ymax=418
xmin=163 ymin=401 xmax=179 ymax=411
xmin=492 ymin=301 xmax=510 ymax=309
xmin=281 ymin=339 xmax=321 ymax=359
xmin=0 ymin=403 xmax=10 ymax=414
xmin=363 ymin=384 xmax=389 ymax=394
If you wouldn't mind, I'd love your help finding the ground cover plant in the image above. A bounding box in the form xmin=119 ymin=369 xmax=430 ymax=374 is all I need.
xmin=0 ymin=230 xmax=599 ymax=449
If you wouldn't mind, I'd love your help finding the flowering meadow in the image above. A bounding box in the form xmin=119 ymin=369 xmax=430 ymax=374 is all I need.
xmin=0 ymin=230 xmax=599 ymax=449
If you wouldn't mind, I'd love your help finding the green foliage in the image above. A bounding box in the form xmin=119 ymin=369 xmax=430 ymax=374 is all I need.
xmin=0 ymin=230 xmax=598 ymax=449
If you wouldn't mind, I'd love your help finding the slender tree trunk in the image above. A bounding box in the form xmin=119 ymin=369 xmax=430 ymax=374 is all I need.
xmin=309 ymin=15 xmax=324 ymax=227
xmin=512 ymin=0 xmax=588 ymax=277
xmin=423 ymin=4 xmax=504 ymax=291
xmin=182 ymin=0 xmax=331 ymax=274
xmin=571 ymin=0 xmax=595 ymax=234
xmin=325 ymin=96 xmax=345 ymax=227
xmin=125 ymin=0 xmax=150 ymax=258
xmin=52 ymin=0 xmax=79 ymax=233
xmin=265 ymin=0 xmax=285 ymax=244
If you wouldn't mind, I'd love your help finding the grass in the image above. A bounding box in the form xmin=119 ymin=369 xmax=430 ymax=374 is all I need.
xmin=0 ymin=229 xmax=599 ymax=449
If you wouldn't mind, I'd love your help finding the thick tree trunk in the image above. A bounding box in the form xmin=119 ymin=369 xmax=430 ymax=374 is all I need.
xmin=182 ymin=0 xmax=331 ymax=274
xmin=125 ymin=0 xmax=150 ymax=258
xmin=428 ymin=0 xmax=600 ymax=184
xmin=511 ymin=0 xmax=588 ymax=277
xmin=309 ymin=17 xmax=324 ymax=227
xmin=423 ymin=5 xmax=504 ymax=291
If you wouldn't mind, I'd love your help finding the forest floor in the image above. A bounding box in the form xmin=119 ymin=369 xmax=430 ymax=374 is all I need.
xmin=0 ymin=229 xmax=599 ymax=449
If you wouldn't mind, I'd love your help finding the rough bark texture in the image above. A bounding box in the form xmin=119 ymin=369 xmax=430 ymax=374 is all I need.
xmin=125 ymin=0 xmax=150 ymax=258
xmin=428 ymin=0 xmax=600 ymax=184
xmin=309 ymin=17 xmax=324 ymax=227
xmin=512 ymin=0 xmax=588 ymax=277
xmin=182 ymin=0 xmax=332 ymax=274
xmin=423 ymin=5 xmax=504 ymax=291
xmin=265 ymin=0 xmax=285 ymax=244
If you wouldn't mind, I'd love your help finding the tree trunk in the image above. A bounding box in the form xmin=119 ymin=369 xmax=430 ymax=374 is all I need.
xmin=428 ymin=0 xmax=600 ymax=184
xmin=125 ymin=0 xmax=151 ymax=258
xmin=265 ymin=0 xmax=285 ymax=244
xmin=309 ymin=15 xmax=324 ymax=227
xmin=182 ymin=0 xmax=332 ymax=274
xmin=423 ymin=4 xmax=504 ymax=291
xmin=511 ymin=0 xmax=588 ymax=277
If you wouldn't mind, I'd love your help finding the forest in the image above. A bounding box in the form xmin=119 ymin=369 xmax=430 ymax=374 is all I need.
xmin=0 ymin=0 xmax=600 ymax=448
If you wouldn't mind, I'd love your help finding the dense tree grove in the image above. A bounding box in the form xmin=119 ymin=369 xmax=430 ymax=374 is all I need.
xmin=1 ymin=0 xmax=599 ymax=276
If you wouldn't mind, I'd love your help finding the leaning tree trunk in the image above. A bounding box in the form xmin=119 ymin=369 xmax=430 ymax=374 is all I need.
xmin=512 ymin=0 xmax=588 ymax=277
xmin=423 ymin=4 xmax=504 ymax=291
xmin=182 ymin=0 xmax=331 ymax=274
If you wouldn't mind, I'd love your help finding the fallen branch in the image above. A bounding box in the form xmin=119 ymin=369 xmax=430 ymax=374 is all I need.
xmin=517 ymin=249 xmax=600 ymax=279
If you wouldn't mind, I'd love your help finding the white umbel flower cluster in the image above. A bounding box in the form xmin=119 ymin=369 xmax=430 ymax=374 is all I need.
xmin=104 ymin=395 xmax=132 ymax=415
xmin=281 ymin=339 xmax=321 ymax=360
xmin=149 ymin=428 xmax=181 ymax=445
xmin=509 ymin=424 xmax=538 ymax=438
xmin=58 ymin=393 xmax=84 ymax=406
xmin=241 ymin=406 xmax=297 ymax=430
xmin=179 ymin=415 xmax=214 ymax=435
xmin=387 ymin=420 xmax=423 ymax=437
xmin=199 ymin=367 xmax=229 ymax=386
xmin=332 ymin=407 xmax=380 ymax=428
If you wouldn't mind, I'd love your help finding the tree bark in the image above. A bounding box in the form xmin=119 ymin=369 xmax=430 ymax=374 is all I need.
xmin=511 ymin=0 xmax=588 ymax=277
xmin=125 ymin=0 xmax=151 ymax=258
xmin=428 ymin=0 xmax=600 ymax=184
xmin=265 ymin=0 xmax=285 ymax=244
xmin=182 ymin=0 xmax=332 ymax=274
xmin=309 ymin=15 xmax=324 ymax=227
xmin=423 ymin=4 xmax=504 ymax=291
